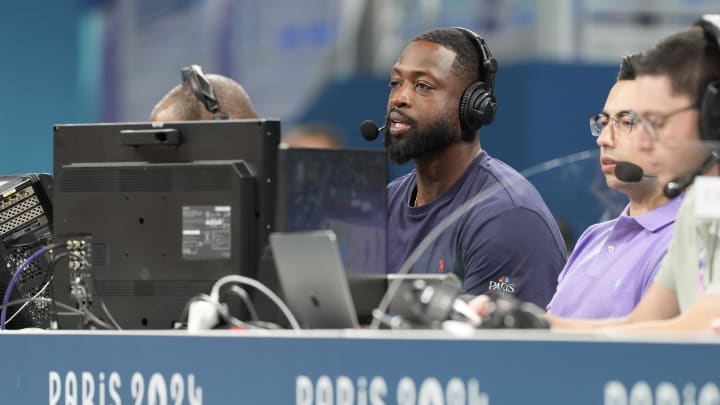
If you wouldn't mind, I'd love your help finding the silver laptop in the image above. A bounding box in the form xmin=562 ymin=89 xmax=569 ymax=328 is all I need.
xmin=269 ymin=230 xmax=359 ymax=329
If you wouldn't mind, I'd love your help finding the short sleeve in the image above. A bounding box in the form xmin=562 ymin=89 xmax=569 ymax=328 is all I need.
xmin=460 ymin=207 xmax=566 ymax=307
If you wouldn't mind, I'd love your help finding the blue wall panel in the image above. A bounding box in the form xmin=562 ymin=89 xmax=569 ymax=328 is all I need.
xmin=0 ymin=2 xmax=84 ymax=175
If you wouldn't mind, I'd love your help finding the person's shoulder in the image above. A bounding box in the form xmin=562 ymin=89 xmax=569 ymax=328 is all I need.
xmin=388 ymin=171 xmax=415 ymax=191
xmin=475 ymin=154 xmax=531 ymax=191
xmin=387 ymin=171 xmax=415 ymax=204
xmin=677 ymin=186 xmax=696 ymax=217
xmin=461 ymin=205 xmax=566 ymax=259
xmin=474 ymin=153 xmax=546 ymax=206
xmin=570 ymin=219 xmax=617 ymax=248
xmin=585 ymin=216 xmax=620 ymax=232
xmin=478 ymin=152 xmax=521 ymax=176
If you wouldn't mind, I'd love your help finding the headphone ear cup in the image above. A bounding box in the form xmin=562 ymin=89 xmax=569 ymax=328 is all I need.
xmin=700 ymin=81 xmax=720 ymax=141
xmin=459 ymin=82 xmax=497 ymax=139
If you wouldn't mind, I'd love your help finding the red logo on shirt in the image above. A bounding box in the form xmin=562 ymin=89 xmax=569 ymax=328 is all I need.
xmin=438 ymin=259 xmax=445 ymax=273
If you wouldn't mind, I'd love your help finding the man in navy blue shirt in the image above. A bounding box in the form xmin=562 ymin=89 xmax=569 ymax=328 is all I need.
xmin=385 ymin=27 xmax=566 ymax=307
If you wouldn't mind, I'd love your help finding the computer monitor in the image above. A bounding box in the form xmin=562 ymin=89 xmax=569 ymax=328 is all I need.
xmin=52 ymin=120 xmax=280 ymax=329
xmin=247 ymin=148 xmax=387 ymax=327
xmin=275 ymin=147 xmax=388 ymax=275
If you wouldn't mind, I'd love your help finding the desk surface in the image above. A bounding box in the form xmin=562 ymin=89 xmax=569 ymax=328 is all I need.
xmin=4 ymin=329 xmax=720 ymax=404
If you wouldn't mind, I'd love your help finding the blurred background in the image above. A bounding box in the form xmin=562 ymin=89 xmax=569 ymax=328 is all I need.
xmin=1 ymin=0 xmax=718 ymax=242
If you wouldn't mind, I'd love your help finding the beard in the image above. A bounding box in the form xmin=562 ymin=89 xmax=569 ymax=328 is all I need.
xmin=384 ymin=110 xmax=459 ymax=164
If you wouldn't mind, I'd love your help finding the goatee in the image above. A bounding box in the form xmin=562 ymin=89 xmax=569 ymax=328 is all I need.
xmin=384 ymin=111 xmax=458 ymax=164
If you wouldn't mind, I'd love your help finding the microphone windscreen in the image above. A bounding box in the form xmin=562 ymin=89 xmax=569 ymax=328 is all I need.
xmin=614 ymin=161 xmax=644 ymax=182
xmin=663 ymin=180 xmax=684 ymax=199
xmin=360 ymin=120 xmax=380 ymax=141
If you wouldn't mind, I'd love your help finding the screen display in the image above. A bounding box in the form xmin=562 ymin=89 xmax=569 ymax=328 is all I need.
xmin=277 ymin=148 xmax=387 ymax=275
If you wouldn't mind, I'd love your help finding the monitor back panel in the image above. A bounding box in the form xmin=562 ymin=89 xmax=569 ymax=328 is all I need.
xmin=53 ymin=161 xmax=255 ymax=329
xmin=52 ymin=120 xmax=280 ymax=329
xmin=53 ymin=120 xmax=280 ymax=268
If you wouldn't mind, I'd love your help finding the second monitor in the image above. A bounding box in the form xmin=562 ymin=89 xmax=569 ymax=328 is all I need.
xmin=276 ymin=147 xmax=388 ymax=275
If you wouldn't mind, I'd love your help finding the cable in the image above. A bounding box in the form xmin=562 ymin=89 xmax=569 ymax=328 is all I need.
xmin=5 ymin=280 xmax=50 ymax=326
xmin=5 ymin=235 xmax=56 ymax=326
xmin=100 ymin=300 xmax=122 ymax=330
xmin=181 ymin=294 xmax=255 ymax=330
xmin=46 ymin=251 xmax=83 ymax=327
xmin=706 ymin=220 xmax=719 ymax=290
xmin=43 ymin=250 xmax=121 ymax=330
xmin=75 ymin=267 xmax=121 ymax=330
xmin=209 ymin=275 xmax=301 ymax=330
xmin=76 ymin=268 xmax=122 ymax=330
xmin=1 ymin=242 xmax=64 ymax=330
xmin=0 ymin=297 xmax=85 ymax=319
xmin=43 ymin=251 xmax=86 ymax=328
xmin=245 ymin=320 xmax=284 ymax=330
xmin=51 ymin=300 xmax=86 ymax=317
xmin=45 ymin=251 xmax=77 ymax=327
xmin=228 ymin=285 xmax=259 ymax=321
xmin=369 ymin=149 xmax=598 ymax=329
xmin=77 ymin=303 xmax=114 ymax=330
xmin=196 ymin=295 xmax=247 ymax=329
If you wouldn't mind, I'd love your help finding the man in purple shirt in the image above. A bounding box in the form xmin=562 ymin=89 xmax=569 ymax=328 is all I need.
xmin=547 ymin=56 xmax=683 ymax=319
xmin=473 ymin=17 xmax=720 ymax=333
xmin=384 ymin=28 xmax=566 ymax=307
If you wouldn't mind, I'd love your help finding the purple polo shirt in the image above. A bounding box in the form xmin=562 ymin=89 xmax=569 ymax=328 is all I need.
xmin=547 ymin=195 xmax=683 ymax=319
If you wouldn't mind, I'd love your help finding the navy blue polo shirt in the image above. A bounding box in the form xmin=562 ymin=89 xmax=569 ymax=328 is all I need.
xmin=386 ymin=151 xmax=566 ymax=307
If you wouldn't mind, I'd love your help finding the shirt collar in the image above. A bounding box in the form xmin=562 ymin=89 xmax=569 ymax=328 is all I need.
xmin=618 ymin=193 xmax=684 ymax=232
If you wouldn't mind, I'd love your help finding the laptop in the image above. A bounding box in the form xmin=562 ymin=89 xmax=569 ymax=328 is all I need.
xmin=269 ymin=230 xmax=359 ymax=329
xmin=270 ymin=229 xmax=464 ymax=329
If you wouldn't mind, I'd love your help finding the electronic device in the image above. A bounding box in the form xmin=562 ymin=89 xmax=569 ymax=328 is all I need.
xmin=348 ymin=273 xmax=466 ymax=326
xmin=52 ymin=120 xmax=280 ymax=329
xmin=181 ymin=64 xmax=228 ymax=120
xmin=696 ymin=15 xmax=720 ymax=143
xmin=250 ymin=148 xmax=388 ymax=327
xmin=270 ymin=230 xmax=358 ymax=329
xmin=662 ymin=15 xmax=720 ymax=198
xmin=0 ymin=173 xmax=53 ymax=328
xmin=453 ymin=27 xmax=498 ymax=138
xmin=275 ymin=147 xmax=388 ymax=275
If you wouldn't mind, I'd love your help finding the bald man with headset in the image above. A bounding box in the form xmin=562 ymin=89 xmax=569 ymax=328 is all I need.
xmin=151 ymin=64 xmax=257 ymax=122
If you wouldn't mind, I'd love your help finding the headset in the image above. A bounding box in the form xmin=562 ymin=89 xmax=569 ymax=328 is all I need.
xmin=694 ymin=15 xmax=720 ymax=287
xmin=453 ymin=27 xmax=499 ymax=141
xmin=696 ymin=15 xmax=720 ymax=142
xmin=180 ymin=64 xmax=228 ymax=120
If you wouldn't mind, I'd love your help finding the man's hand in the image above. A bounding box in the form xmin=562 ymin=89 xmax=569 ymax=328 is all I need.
xmin=712 ymin=318 xmax=720 ymax=333
xmin=468 ymin=294 xmax=492 ymax=318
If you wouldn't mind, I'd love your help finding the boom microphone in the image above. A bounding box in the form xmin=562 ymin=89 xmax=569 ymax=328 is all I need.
xmin=614 ymin=161 xmax=657 ymax=182
xmin=664 ymin=150 xmax=720 ymax=199
xmin=359 ymin=120 xmax=385 ymax=141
